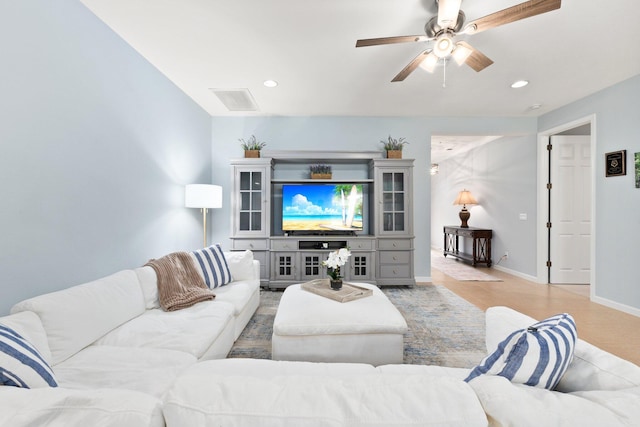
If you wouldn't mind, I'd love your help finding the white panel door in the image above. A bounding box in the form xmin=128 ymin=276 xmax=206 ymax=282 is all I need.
xmin=550 ymin=136 xmax=591 ymax=284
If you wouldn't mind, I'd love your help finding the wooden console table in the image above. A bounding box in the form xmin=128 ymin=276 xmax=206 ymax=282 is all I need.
xmin=443 ymin=226 xmax=493 ymax=267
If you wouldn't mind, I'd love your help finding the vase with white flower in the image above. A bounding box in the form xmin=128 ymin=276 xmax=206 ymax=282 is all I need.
xmin=322 ymin=248 xmax=351 ymax=290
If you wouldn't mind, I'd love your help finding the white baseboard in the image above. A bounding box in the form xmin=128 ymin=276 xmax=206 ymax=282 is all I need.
xmin=591 ymin=295 xmax=640 ymax=318
xmin=415 ymin=276 xmax=432 ymax=283
xmin=492 ymin=265 xmax=538 ymax=282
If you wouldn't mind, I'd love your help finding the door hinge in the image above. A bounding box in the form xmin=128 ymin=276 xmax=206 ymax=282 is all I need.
xmin=546 ymin=222 xmax=552 ymax=228
xmin=546 ymin=183 xmax=552 ymax=190
xmin=547 ymin=144 xmax=553 ymax=151
xmin=546 ymin=261 xmax=552 ymax=267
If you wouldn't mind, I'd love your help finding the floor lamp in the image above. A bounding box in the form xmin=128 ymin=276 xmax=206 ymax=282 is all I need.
xmin=185 ymin=184 xmax=222 ymax=247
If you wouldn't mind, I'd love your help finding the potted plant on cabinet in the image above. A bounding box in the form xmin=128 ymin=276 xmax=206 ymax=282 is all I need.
xmin=310 ymin=164 xmax=332 ymax=179
xmin=380 ymin=135 xmax=408 ymax=159
xmin=239 ymin=135 xmax=267 ymax=158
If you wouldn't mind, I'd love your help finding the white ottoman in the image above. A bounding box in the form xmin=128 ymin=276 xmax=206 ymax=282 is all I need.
xmin=272 ymin=283 xmax=408 ymax=366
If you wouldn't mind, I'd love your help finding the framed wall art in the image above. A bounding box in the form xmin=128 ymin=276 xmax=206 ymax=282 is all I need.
xmin=605 ymin=150 xmax=626 ymax=177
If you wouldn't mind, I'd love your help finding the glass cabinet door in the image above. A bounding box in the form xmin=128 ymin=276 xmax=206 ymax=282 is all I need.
xmin=239 ymin=171 xmax=263 ymax=232
xmin=232 ymin=160 xmax=270 ymax=238
xmin=381 ymin=171 xmax=406 ymax=233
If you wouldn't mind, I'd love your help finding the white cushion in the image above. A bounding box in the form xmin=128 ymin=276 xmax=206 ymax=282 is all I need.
xmin=376 ymin=363 xmax=471 ymax=380
xmin=164 ymin=360 xmax=488 ymax=427
xmin=196 ymin=358 xmax=377 ymax=377
xmin=54 ymin=345 xmax=197 ymax=398
xmin=0 ymin=323 xmax=57 ymax=388
xmin=0 ymin=311 xmax=52 ymax=365
xmin=224 ymin=250 xmax=255 ymax=281
xmin=0 ymin=386 xmax=164 ymax=427
xmin=467 ymin=313 xmax=576 ymax=390
xmin=486 ymin=306 xmax=640 ymax=392
xmin=191 ymin=244 xmax=232 ymax=288
xmin=469 ymin=375 xmax=640 ymax=426
xmin=134 ymin=266 xmax=160 ymax=309
xmin=94 ymin=301 xmax=234 ymax=358
xmin=212 ymin=280 xmax=259 ymax=316
xmin=11 ymin=270 xmax=146 ymax=365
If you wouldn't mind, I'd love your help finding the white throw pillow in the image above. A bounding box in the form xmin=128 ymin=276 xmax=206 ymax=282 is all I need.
xmin=467 ymin=313 xmax=576 ymax=390
xmin=0 ymin=324 xmax=58 ymax=388
xmin=191 ymin=244 xmax=232 ymax=288
xmin=224 ymin=250 xmax=255 ymax=281
xmin=134 ymin=266 xmax=160 ymax=309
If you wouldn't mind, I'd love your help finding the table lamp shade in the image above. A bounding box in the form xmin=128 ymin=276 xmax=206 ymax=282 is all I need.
xmin=453 ymin=190 xmax=477 ymax=207
xmin=185 ymin=184 xmax=222 ymax=209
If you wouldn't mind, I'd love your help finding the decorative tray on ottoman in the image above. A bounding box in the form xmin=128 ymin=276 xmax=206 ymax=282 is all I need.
xmin=300 ymin=279 xmax=373 ymax=303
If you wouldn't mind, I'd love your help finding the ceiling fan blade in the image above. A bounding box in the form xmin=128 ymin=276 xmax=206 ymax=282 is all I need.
xmin=456 ymin=41 xmax=494 ymax=72
xmin=391 ymin=50 xmax=430 ymax=82
xmin=464 ymin=0 xmax=561 ymax=35
xmin=437 ymin=0 xmax=462 ymax=28
xmin=356 ymin=35 xmax=431 ymax=48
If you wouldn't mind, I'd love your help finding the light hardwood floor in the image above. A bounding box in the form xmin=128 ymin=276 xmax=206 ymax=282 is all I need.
xmin=428 ymin=265 xmax=640 ymax=366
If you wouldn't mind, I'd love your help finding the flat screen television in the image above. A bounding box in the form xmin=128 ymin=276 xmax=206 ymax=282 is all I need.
xmin=282 ymin=184 xmax=364 ymax=232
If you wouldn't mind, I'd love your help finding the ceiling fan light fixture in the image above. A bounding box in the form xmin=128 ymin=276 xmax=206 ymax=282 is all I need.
xmin=433 ymin=34 xmax=454 ymax=58
xmin=437 ymin=0 xmax=463 ymax=28
xmin=452 ymin=43 xmax=472 ymax=65
xmin=420 ymin=52 xmax=439 ymax=73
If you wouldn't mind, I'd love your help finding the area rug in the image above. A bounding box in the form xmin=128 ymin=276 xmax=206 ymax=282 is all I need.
xmin=228 ymin=285 xmax=487 ymax=368
xmin=431 ymin=250 xmax=502 ymax=281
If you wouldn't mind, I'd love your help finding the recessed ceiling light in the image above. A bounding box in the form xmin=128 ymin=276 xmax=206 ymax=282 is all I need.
xmin=263 ymin=80 xmax=278 ymax=88
xmin=530 ymin=103 xmax=542 ymax=110
xmin=511 ymin=80 xmax=529 ymax=89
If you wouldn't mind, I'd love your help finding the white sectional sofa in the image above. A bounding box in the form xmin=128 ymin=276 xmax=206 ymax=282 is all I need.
xmin=3 ymin=255 xmax=640 ymax=427
xmin=1 ymin=249 xmax=260 ymax=426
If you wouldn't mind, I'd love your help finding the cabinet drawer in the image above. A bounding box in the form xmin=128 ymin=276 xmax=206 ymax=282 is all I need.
xmin=347 ymin=239 xmax=374 ymax=250
xmin=378 ymin=239 xmax=412 ymax=250
xmin=379 ymin=264 xmax=411 ymax=279
xmin=379 ymin=251 xmax=411 ymax=264
xmin=271 ymin=239 xmax=297 ymax=251
xmin=231 ymin=239 xmax=268 ymax=251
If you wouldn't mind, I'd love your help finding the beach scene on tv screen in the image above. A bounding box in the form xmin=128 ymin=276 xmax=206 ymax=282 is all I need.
xmin=282 ymin=184 xmax=363 ymax=231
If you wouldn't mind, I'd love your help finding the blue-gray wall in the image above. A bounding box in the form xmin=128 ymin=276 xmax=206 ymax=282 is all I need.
xmin=211 ymin=116 xmax=537 ymax=281
xmin=0 ymin=0 xmax=212 ymax=314
xmin=539 ymin=75 xmax=640 ymax=312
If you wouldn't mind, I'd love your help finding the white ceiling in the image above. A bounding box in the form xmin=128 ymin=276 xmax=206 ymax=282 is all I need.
xmin=79 ymin=0 xmax=640 ymax=119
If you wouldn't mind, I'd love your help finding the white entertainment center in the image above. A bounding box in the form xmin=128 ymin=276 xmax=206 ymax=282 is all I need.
xmin=229 ymin=150 xmax=415 ymax=289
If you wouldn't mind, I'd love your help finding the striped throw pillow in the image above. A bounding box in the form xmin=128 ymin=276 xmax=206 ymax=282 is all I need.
xmin=0 ymin=324 xmax=58 ymax=388
xmin=191 ymin=244 xmax=232 ymax=288
xmin=465 ymin=313 xmax=577 ymax=390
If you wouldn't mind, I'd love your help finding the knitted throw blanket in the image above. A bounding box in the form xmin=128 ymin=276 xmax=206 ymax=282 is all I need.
xmin=145 ymin=252 xmax=215 ymax=312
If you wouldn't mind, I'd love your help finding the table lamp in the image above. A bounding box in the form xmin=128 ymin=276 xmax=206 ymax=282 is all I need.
xmin=185 ymin=184 xmax=222 ymax=247
xmin=453 ymin=189 xmax=477 ymax=228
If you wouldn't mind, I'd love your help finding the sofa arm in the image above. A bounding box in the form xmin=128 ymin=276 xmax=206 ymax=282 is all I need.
xmin=252 ymin=259 xmax=260 ymax=281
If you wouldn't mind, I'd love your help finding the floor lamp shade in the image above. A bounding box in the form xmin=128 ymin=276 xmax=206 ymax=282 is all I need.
xmin=185 ymin=184 xmax=222 ymax=247
xmin=185 ymin=184 xmax=222 ymax=209
xmin=453 ymin=189 xmax=477 ymax=228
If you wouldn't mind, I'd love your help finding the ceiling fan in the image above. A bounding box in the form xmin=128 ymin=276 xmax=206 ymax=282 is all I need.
xmin=356 ymin=0 xmax=561 ymax=82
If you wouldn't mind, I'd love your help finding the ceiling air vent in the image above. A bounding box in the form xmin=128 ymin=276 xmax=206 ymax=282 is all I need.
xmin=210 ymin=88 xmax=258 ymax=111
